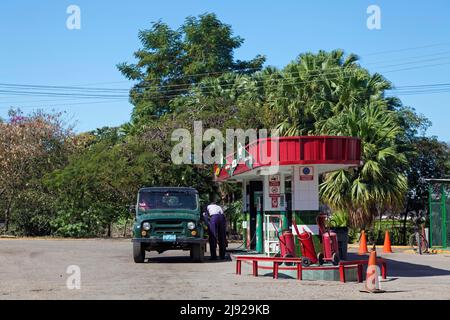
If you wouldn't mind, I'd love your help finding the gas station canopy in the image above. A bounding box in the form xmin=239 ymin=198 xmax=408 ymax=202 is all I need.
xmin=214 ymin=136 xmax=361 ymax=181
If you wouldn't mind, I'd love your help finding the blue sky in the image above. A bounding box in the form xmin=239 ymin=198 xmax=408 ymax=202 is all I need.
xmin=0 ymin=0 xmax=449 ymax=141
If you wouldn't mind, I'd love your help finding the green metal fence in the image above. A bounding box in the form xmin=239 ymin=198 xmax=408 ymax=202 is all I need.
xmin=445 ymin=185 xmax=450 ymax=248
xmin=429 ymin=182 xmax=449 ymax=248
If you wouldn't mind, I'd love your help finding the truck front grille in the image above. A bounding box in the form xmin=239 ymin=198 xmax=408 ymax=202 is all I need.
xmin=153 ymin=220 xmax=184 ymax=235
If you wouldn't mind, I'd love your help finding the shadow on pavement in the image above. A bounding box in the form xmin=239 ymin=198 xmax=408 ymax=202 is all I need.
xmin=146 ymin=255 xmax=232 ymax=264
xmin=347 ymin=253 xmax=450 ymax=278
xmin=360 ymin=290 xmax=408 ymax=294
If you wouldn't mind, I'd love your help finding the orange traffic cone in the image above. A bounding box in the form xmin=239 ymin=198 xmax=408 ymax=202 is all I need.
xmin=383 ymin=230 xmax=393 ymax=253
xmin=361 ymin=246 xmax=385 ymax=293
xmin=358 ymin=230 xmax=369 ymax=255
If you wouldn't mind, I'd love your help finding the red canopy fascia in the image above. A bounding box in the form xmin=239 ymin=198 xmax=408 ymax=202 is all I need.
xmin=213 ymin=136 xmax=361 ymax=181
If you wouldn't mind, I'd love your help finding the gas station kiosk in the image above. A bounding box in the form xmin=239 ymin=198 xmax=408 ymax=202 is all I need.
xmin=214 ymin=136 xmax=361 ymax=256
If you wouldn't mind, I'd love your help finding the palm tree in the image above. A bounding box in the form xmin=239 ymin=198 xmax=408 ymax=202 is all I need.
xmin=266 ymin=50 xmax=362 ymax=136
xmin=268 ymin=50 xmax=408 ymax=227
xmin=318 ymin=104 xmax=408 ymax=227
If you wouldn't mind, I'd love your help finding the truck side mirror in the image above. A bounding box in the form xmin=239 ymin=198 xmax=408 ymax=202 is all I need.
xmin=129 ymin=204 xmax=136 ymax=217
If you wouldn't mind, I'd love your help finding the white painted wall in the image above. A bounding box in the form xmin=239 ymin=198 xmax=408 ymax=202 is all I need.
xmin=292 ymin=165 xmax=319 ymax=211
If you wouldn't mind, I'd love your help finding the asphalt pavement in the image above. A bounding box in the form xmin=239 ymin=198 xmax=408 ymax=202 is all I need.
xmin=0 ymin=238 xmax=449 ymax=299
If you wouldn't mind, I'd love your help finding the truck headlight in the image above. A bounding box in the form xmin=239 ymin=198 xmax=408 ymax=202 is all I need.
xmin=142 ymin=222 xmax=151 ymax=231
xmin=187 ymin=222 xmax=196 ymax=230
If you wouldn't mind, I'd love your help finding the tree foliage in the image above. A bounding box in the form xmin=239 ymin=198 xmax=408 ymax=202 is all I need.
xmin=2 ymin=15 xmax=449 ymax=237
xmin=117 ymin=13 xmax=265 ymax=127
xmin=0 ymin=109 xmax=73 ymax=234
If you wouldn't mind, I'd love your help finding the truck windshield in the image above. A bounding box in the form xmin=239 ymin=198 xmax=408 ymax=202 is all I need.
xmin=138 ymin=191 xmax=198 ymax=211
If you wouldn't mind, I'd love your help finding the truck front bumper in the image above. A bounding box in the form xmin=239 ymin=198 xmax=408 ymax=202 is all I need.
xmin=132 ymin=237 xmax=207 ymax=245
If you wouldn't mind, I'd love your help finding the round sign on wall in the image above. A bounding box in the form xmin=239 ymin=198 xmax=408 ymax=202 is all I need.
xmin=300 ymin=166 xmax=314 ymax=181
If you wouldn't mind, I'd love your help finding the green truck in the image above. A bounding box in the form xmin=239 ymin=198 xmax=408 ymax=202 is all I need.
xmin=131 ymin=187 xmax=207 ymax=263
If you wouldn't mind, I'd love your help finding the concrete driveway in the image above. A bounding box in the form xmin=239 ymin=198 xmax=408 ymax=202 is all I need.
xmin=0 ymin=239 xmax=449 ymax=300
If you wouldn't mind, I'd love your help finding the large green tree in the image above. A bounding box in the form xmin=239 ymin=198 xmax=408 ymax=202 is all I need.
xmin=45 ymin=120 xmax=219 ymax=237
xmin=118 ymin=13 xmax=265 ymax=128
xmin=405 ymin=137 xmax=450 ymax=207
xmin=0 ymin=109 xmax=73 ymax=235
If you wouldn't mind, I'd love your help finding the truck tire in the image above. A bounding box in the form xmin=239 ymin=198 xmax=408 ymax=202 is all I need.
xmin=133 ymin=242 xmax=145 ymax=263
xmin=191 ymin=243 xmax=205 ymax=263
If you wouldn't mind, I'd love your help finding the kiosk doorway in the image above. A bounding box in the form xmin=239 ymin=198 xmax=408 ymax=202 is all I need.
xmin=248 ymin=181 xmax=263 ymax=250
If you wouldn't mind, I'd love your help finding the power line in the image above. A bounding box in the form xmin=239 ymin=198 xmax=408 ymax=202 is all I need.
xmin=0 ymin=89 xmax=128 ymax=99
xmin=0 ymin=83 xmax=129 ymax=92
xmin=3 ymin=42 xmax=450 ymax=112
xmin=4 ymin=81 xmax=450 ymax=111
xmin=0 ymin=96 xmax=99 ymax=105
xmin=364 ymin=50 xmax=450 ymax=66
xmin=392 ymin=82 xmax=450 ymax=90
xmin=2 ymin=48 xmax=450 ymax=97
xmin=387 ymin=90 xmax=450 ymax=96
xmin=0 ymin=98 xmax=128 ymax=110
xmin=3 ymin=55 xmax=450 ymax=100
xmin=383 ymin=61 xmax=450 ymax=74
xmin=116 ymin=60 xmax=450 ymax=98
xmin=3 ymin=40 xmax=443 ymax=93
xmin=2 ymin=56 xmax=450 ymax=108
xmin=367 ymin=55 xmax=450 ymax=69
xmin=2 ymin=79 xmax=450 ymax=110
xmin=361 ymin=41 xmax=450 ymax=57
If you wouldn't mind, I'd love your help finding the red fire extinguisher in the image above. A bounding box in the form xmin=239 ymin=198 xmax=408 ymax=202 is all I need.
xmin=292 ymin=221 xmax=319 ymax=266
xmin=317 ymin=214 xmax=340 ymax=265
xmin=280 ymin=229 xmax=296 ymax=258
xmin=272 ymin=223 xmax=296 ymax=259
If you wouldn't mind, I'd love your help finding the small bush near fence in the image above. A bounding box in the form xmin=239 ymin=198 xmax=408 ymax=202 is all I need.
xmin=349 ymin=220 xmax=416 ymax=246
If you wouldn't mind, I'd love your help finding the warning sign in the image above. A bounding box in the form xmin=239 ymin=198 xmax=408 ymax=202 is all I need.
xmin=269 ymin=175 xmax=280 ymax=185
xmin=269 ymin=174 xmax=281 ymax=196
xmin=299 ymin=166 xmax=314 ymax=181
xmin=271 ymin=197 xmax=279 ymax=208
xmin=269 ymin=175 xmax=281 ymax=208
xmin=269 ymin=185 xmax=280 ymax=196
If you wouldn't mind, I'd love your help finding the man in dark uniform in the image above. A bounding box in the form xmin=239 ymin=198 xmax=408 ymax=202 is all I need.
xmin=206 ymin=202 xmax=227 ymax=260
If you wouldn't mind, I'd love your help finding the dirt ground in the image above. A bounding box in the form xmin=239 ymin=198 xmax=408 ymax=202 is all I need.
xmin=0 ymin=238 xmax=449 ymax=300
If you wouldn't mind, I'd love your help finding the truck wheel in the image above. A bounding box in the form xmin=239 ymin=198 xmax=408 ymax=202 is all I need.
xmin=191 ymin=244 xmax=205 ymax=263
xmin=133 ymin=242 xmax=145 ymax=263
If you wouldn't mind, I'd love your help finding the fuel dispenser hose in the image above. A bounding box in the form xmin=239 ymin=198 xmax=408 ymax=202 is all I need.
xmin=226 ymin=232 xmax=257 ymax=253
